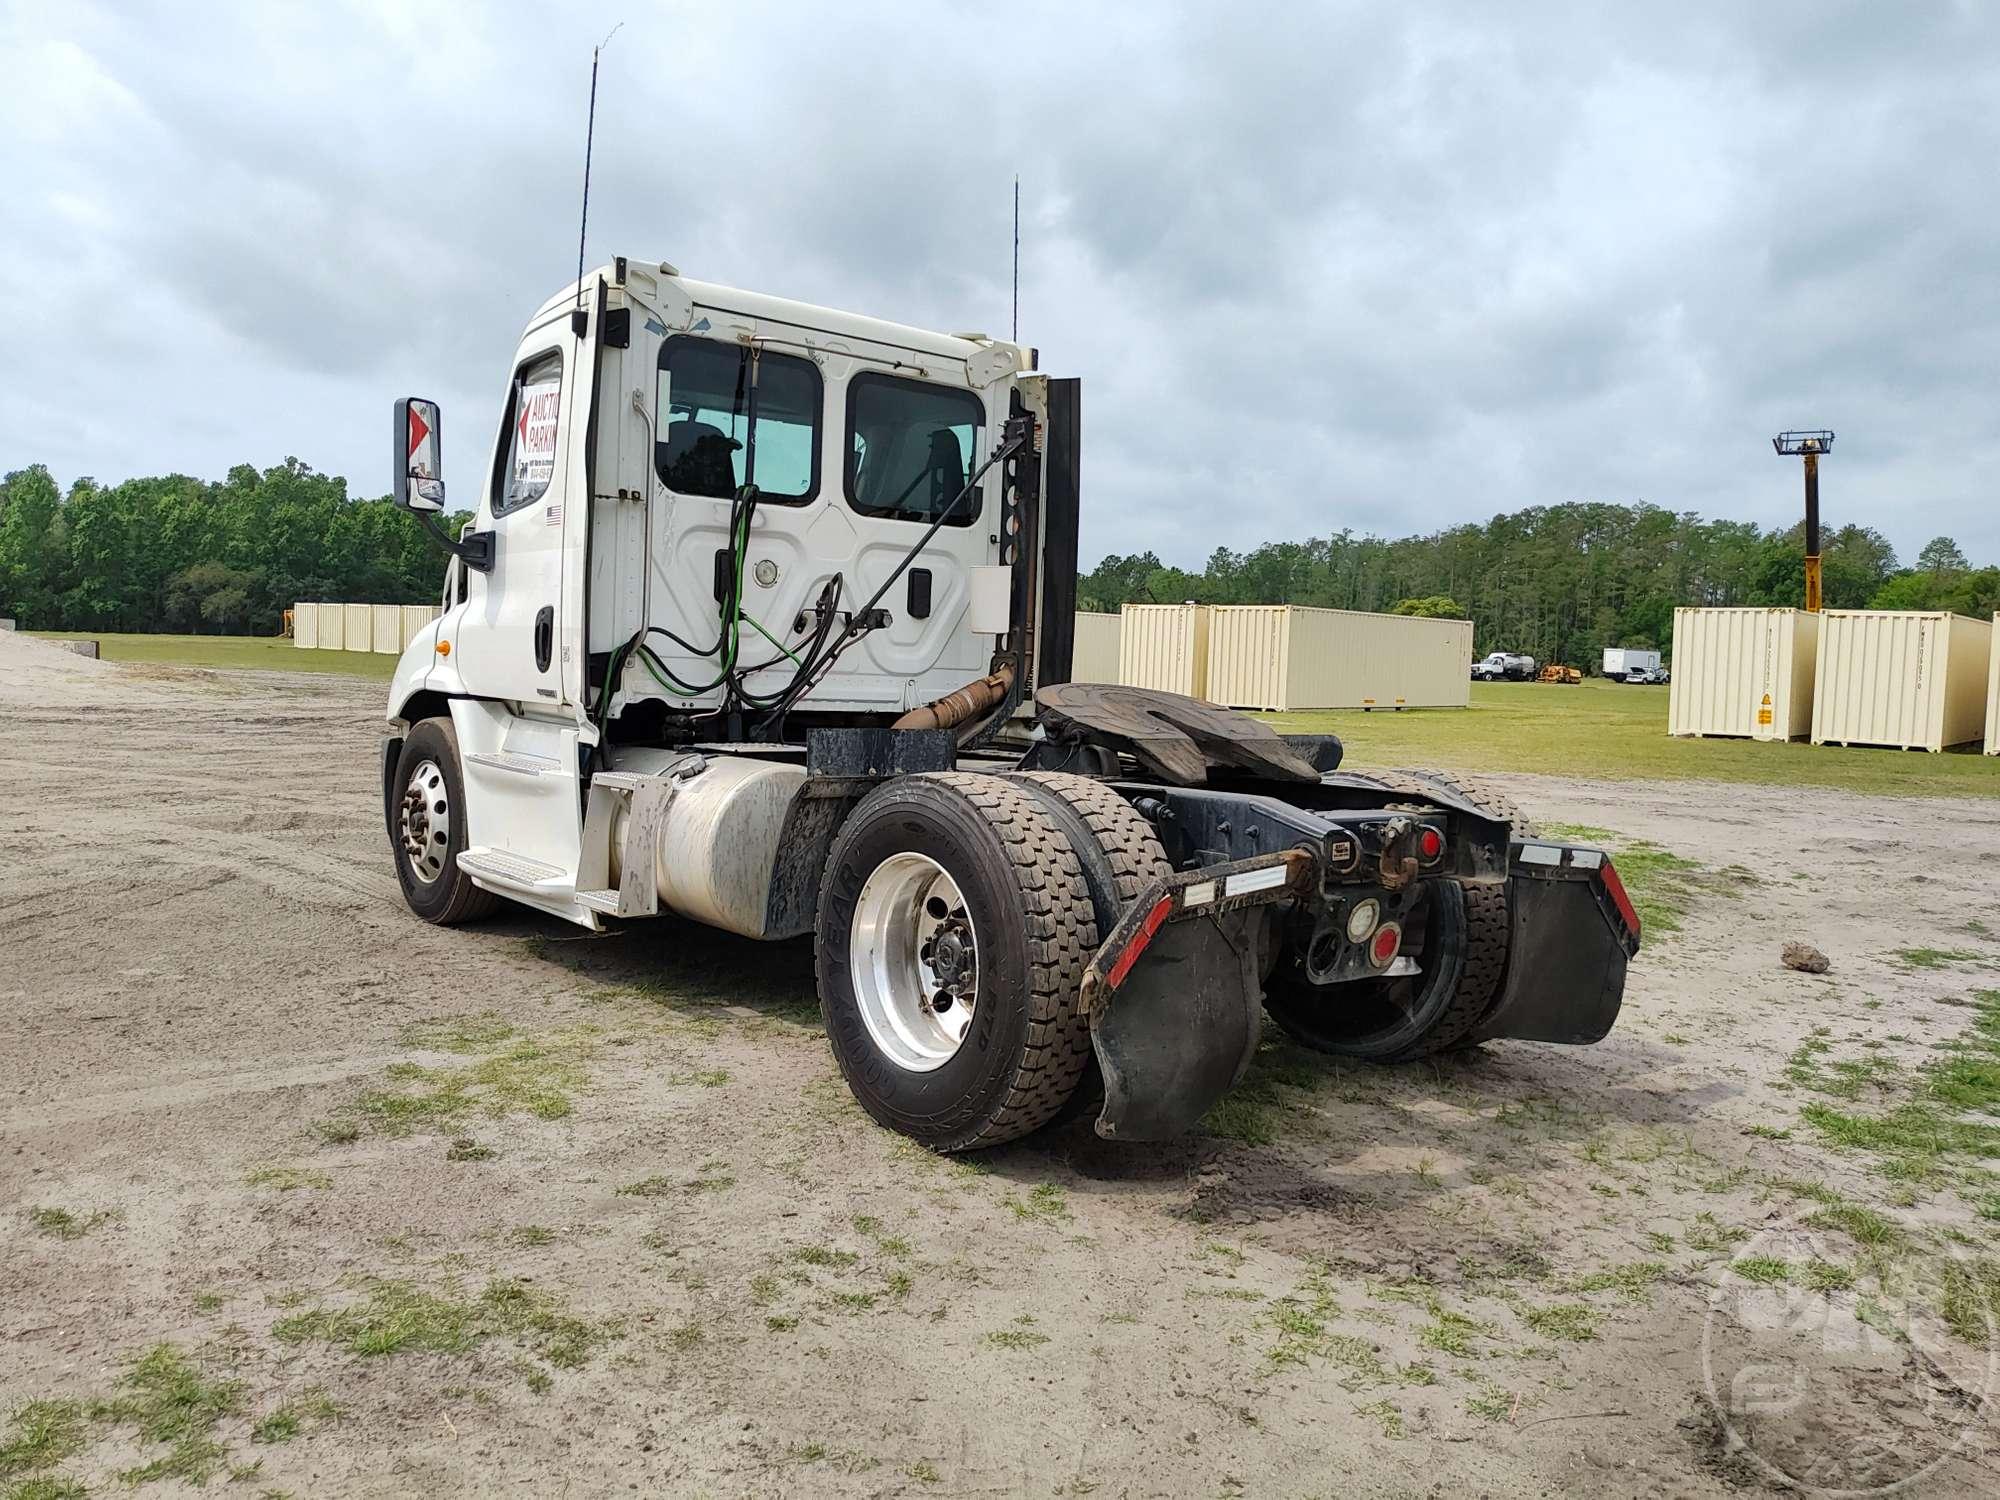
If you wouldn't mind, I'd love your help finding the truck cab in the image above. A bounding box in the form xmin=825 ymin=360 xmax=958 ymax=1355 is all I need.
xmin=385 ymin=259 xmax=1067 ymax=931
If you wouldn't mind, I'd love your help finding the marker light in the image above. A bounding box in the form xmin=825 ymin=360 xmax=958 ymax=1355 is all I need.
xmin=1370 ymin=922 xmax=1403 ymax=968
xmin=1418 ymin=826 xmax=1443 ymax=861
xmin=1345 ymin=899 xmax=1381 ymax=944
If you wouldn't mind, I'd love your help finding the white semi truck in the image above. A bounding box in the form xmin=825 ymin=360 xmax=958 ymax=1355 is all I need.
xmin=381 ymin=259 xmax=1639 ymax=1150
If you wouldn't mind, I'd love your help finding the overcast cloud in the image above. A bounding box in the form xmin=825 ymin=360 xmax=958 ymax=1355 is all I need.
xmin=5 ymin=1 xmax=1997 ymax=569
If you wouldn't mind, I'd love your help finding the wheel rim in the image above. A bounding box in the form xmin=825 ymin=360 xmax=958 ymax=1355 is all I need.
xmin=399 ymin=758 xmax=451 ymax=885
xmin=849 ymin=852 xmax=980 ymax=1072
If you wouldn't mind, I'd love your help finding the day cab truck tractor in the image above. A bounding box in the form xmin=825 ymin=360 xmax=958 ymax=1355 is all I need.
xmin=381 ymin=258 xmax=1640 ymax=1151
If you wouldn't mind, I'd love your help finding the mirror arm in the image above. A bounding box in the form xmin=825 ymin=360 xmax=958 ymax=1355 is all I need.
xmin=414 ymin=509 xmax=495 ymax=573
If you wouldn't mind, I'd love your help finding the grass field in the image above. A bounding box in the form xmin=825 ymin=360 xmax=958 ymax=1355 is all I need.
xmin=19 ymin=635 xmax=1997 ymax=796
xmin=1272 ymin=679 xmax=2000 ymax=799
xmin=29 ymin=631 xmax=398 ymax=679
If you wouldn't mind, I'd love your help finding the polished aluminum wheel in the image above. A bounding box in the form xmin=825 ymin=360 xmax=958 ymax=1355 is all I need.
xmin=849 ymin=852 xmax=979 ymax=1072
xmin=399 ymin=758 xmax=450 ymax=884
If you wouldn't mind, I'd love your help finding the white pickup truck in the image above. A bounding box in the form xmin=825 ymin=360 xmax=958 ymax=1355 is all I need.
xmin=1470 ymin=652 xmax=1537 ymax=682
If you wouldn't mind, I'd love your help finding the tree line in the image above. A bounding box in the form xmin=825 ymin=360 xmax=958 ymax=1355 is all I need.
xmin=1 ymin=462 xmax=1993 ymax=663
xmin=1080 ymin=505 xmax=1999 ymax=666
xmin=0 ymin=462 xmax=467 ymax=634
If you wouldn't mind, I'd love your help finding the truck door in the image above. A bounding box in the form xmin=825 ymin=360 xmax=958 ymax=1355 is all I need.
xmin=827 ymin=367 xmax=998 ymax=706
xmin=458 ymin=333 xmax=572 ymax=707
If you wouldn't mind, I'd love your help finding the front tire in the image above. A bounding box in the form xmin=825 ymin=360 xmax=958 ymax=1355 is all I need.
xmin=815 ymin=772 xmax=1099 ymax=1152
xmin=391 ymin=717 xmax=501 ymax=926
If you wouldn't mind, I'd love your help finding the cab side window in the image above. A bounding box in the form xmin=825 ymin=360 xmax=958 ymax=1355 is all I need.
xmin=655 ymin=337 xmax=821 ymax=503
xmin=845 ymin=374 xmax=984 ymax=526
xmin=491 ymin=350 xmax=564 ymax=516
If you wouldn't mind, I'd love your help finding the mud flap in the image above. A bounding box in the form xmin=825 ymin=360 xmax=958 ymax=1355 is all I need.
xmin=1089 ymin=908 xmax=1264 ymax=1141
xmin=1470 ymin=871 xmax=1630 ymax=1045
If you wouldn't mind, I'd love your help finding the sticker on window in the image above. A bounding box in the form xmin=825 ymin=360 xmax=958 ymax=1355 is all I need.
xmin=513 ymin=379 xmax=562 ymax=488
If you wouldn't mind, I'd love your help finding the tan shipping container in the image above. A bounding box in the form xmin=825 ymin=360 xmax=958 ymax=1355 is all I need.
xmin=316 ymin=602 xmax=346 ymax=651
xmin=1205 ymin=605 xmax=1472 ymax=711
xmin=292 ymin=602 xmax=319 ymax=650
xmin=342 ymin=602 xmax=373 ymax=653
xmin=1986 ymin=614 xmax=1999 ymax=756
xmin=1069 ymin=612 xmax=1122 ymax=683
xmin=1811 ymin=610 xmax=1993 ymax=752
xmin=401 ymin=603 xmax=440 ymax=650
xmin=1667 ymin=607 xmax=1819 ymax=740
xmin=1119 ymin=604 xmax=1210 ymax=698
xmin=371 ymin=604 xmax=402 ymax=654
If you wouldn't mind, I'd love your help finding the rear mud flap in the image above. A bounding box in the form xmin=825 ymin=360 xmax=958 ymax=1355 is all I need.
xmin=1090 ymin=909 xmax=1264 ymax=1141
xmin=1471 ymin=872 xmax=1629 ymax=1045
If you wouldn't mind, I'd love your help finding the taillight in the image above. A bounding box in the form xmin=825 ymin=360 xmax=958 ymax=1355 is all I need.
xmin=1599 ymin=859 xmax=1641 ymax=942
xmin=1369 ymin=922 xmax=1402 ymax=968
xmin=1104 ymin=894 xmax=1175 ymax=991
xmin=1418 ymin=826 xmax=1443 ymax=862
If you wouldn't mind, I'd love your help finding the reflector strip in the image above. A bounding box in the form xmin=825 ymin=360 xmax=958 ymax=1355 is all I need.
xmin=1183 ymin=880 xmax=1217 ymax=908
xmin=1518 ymin=843 xmax=1561 ymax=866
xmin=1599 ymin=858 xmax=1642 ymax=941
xmin=1104 ymin=895 xmax=1176 ymax=991
xmin=1223 ymin=865 xmax=1288 ymax=898
xmin=1570 ymin=848 xmax=1603 ymax=870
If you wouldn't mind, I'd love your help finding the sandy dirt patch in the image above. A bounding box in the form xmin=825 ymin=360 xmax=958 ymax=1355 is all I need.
xmin=3 ymin=633 xmax=1996 ymax=1496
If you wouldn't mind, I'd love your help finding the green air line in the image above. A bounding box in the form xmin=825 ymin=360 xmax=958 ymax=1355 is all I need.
xmin=741 ymin=612 xmax=802 ymax=667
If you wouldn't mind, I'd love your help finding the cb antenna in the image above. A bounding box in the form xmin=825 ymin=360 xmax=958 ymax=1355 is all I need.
xmin=1011 ymin=175 xmax=1020 ymax=342
xmin=572 ymin=22 xmax=624 ymax=336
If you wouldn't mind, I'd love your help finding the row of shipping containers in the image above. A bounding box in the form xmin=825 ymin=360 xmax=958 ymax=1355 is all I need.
xmin=1669 ymin=607 xmax=2000 ymax=753
xmin=1105 ymin=603 xmax=1472 ymax=710
xmin=293 ymin=602 xmax=439 ymax=655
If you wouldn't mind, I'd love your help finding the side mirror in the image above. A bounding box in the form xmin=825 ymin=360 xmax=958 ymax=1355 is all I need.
xmin=393 ymin=397 xmax=446 ymax=512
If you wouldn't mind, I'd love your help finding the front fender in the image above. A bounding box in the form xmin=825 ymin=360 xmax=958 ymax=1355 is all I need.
xmin=385 ymin=613 xmax=467 ymax=724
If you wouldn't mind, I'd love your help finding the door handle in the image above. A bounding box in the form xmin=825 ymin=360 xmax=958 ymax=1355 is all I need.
xmin=533 ymin=606 xmax=554 ymax=673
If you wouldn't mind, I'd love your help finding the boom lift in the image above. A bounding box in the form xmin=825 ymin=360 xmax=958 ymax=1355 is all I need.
xmin=382 ymin=260 xmax=1640 ymax=1149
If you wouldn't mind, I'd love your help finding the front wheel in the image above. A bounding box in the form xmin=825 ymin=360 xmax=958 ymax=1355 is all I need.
xmin=815 ymin=772 xmax=1099 ymax=1152
xmin=391 ymin=717 xmax=501 ymax=925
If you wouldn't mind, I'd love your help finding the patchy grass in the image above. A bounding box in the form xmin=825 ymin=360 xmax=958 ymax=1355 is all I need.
xmin=792 ymin=1245 xmax=861 ymax=1270
xmin=983 ymin=1330 xmax=1049 ymax=1351
xmin=1793 ymin=992 xmax=2000 ymax=1224
xmin=1521 ymin=1304 xmax=1598 ymax=1342
xmin=1800 ymin=1259 xmax=1856 ymax=1293
xmin=1002 ymin=1183 xmax=1071 ymax=1224
xmin=245 ymin=1166 xmax=332 ymax=1192
xmin=354 ymin=1025 xmax=602 ymax=1134
xmin=25 ymin=1208 xmax=112 ymax=1242
xmin=250 ymin=1392 xmax=339 ymax=1445
xmin=1731 ymin=1257 xmax=1792 ymax=1285
xmin=1200 ymin=1036 xmax=1324 ymax=1144
xmin=0 ymin=1401 xmax=85 ymax=1478
xmin=1565 ymin=1261 xmax=1666 ymax=1304
xmin=273 ymin=1278 xmax=616 ymax=1371
xmin=94 ymin=1344 xmax=246 ymax=1486
xmin=7 ymin=1476 xmax=90 ymax=1500
xmin=1892 ymin=948 xmax=1991 ymax=971
xmin=1804 ymin=1200 xmax=1903 ymax=1249
xmin=1353 ymin=1399 xmax=1406 ymax=1439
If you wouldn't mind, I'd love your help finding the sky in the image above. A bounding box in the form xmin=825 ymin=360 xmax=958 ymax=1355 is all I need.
xmin=5 ymin=1 xmax=1997 ymax=571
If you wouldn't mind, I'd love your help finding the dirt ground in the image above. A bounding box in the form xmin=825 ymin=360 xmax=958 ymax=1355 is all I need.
xmin=4 ymin=631 xmax=1998 ymax=1498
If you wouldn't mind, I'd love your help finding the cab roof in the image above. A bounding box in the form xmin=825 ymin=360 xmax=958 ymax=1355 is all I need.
xmin=532 ymin=262 xmax=1021 ymax=365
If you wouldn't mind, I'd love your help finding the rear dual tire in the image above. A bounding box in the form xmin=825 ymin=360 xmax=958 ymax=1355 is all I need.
xmin=815 ymin=772 xmax=1102 ymax=1152
xmin=1263 ymin=768 xmax=1525 ymax=1064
